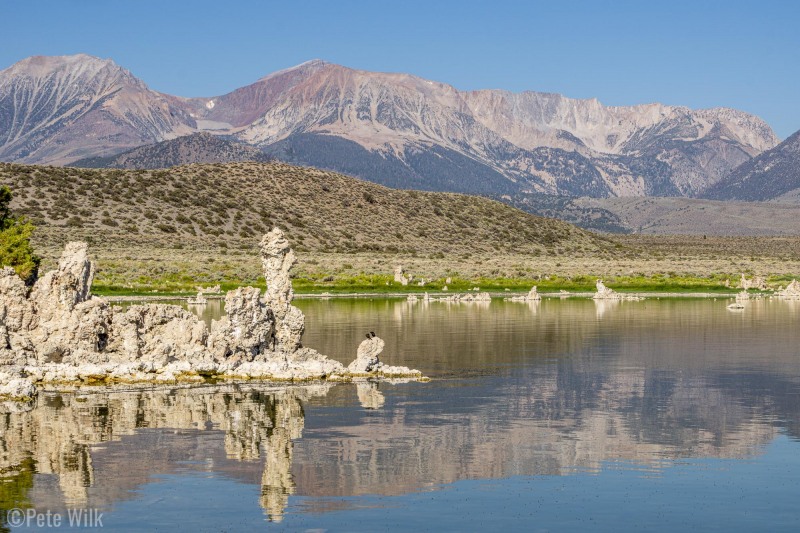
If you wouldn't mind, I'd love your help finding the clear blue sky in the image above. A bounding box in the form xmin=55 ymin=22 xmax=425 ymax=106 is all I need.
xmin=2 ymin=0 xmax=798 ymax=138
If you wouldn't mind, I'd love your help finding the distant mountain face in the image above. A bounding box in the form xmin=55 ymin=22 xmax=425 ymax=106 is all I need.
xmin=71 ymin=132 xmax=273 ymax=169
xmin=188 ymin=60 xmax=777 ymax=197
xmin=0 ymin=54 xmax=195 ymax=165
xmin=702 ymin=130 xmax=800 ymax=202
xmin=0 ymin=55 xmax=781 ymax=198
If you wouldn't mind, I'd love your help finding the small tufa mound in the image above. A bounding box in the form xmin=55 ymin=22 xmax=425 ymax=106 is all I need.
xmin=0 ymin=369 xmax=36 ymax=399
xmin=593 ymin=279 xmax=642 ymax=301
xmin=775 ymin=279 xmax=800 ymax=299
xmin=508 ymin=286 xmax=541 ymax=302
xmin=421 ymin=292 xmax=492 ymax=303
xmin=593 ymin=279 xmax=616 ymax=299
xmin=348 ymin=335 xmax=385 ymax=373
xmin=347 ymin=333 xmax=422 ymax=378
xmin=195 ymin=284 xmax=222 ymax=294
xmin=187 ymin=291 xmax=208 ymax=305
xmin=739 ymin=274 xmax=767 ymax=291
xmin=394 ymin=266 xmax=410 ymax=286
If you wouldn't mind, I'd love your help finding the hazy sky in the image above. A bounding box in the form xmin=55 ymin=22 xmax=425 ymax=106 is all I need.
xmin=2 ymin=0 xmax=798 ymax=138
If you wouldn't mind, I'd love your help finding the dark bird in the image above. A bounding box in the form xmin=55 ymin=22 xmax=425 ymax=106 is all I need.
xmin=370 ymin=331 xmax=376 ymax=338
xmin=365 ymin=333 xmax=371 ymax=340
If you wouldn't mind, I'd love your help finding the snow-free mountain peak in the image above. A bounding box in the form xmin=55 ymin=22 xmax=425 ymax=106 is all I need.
xmin=0 ymin=53 xmax=195 ymax=164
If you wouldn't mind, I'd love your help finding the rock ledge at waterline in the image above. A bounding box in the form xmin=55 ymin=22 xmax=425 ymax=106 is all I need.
xmin=0 ymin=229 xmax=423 ymax=399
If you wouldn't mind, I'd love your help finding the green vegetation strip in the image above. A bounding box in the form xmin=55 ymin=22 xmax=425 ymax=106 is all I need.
xmin=90 ymin=273 xmax=777 ymax=297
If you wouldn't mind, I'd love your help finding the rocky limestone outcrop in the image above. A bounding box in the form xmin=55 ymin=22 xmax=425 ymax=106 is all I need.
xmin=196 ymin=284 xmax=222 ymax=294
xmin=0 ymin=267 xmax=37 ymax=365
xmin=108 ymin=304 xmax=209 ymax=364
xmin=206 ymin=287 xmax=274 ymax=363
xmin=0 ymin=229 xmax=423 ymax=399
xmin=261 ymin=230 xmax=305 ymax=353
xmin=394 ymin=266 xmax=410 ymax=286
xmin=727 ymin=290 xmax=749 ymax=310
xmin=187 ymin=291 xmax=207 ymax=305
xmin=593 ymin=279 xmax=615 ymax=299
xmin=348 ymin=335 xmax=385 ymax=373
xmin=346 ymin=333 xmax=419 ymax=377
xmin=23 ymin=243 xmax=111 ymax=366
xmin=775 ymin=279 xmax=800 ymax=299
xmin=425 ymin=292 xmax=492 ymax=303
xmin=739 ymin=274 xmax=767 ymax=291
xmin=0 ymin=368 xmax=36 ymax=398
xmin=508 ymin=286 xmax=541 ymax=302
xmin=593 ymin=279 xmax=642 ymax=301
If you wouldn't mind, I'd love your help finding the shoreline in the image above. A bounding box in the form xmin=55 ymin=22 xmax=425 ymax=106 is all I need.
xmin=103 ymin=290 xmax=751 ymax=303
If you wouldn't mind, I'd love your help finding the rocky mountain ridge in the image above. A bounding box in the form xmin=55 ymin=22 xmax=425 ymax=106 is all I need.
xmin=0 ymin=54 xmax=781 ymax=198
xmin=702 ymin=129 xmax=800 ymax=202
xmin=71 ymin=132 xmax=273 ymax=169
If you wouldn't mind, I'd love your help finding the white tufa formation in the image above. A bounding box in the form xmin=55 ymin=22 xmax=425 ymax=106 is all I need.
xmin=187 ymin=291 xmax=208 ymax=305
xmin=593 ymin=279 xmax=616 ymax=299
xmin=508 ymin=286 xmax=541 ymax=302
xmin=593 ymin=280 xmax=642 ymax=301
xmin=775 ymin=279 xmax=800 ymax=299
xmin=426 ymin=292 xmax=491 ymax=303
xmin=0 ymin=229 xmax=423 ymax=399
xmin=394 ymin=266 xmax=409 ymax=286
xmin=739 ymin=274 xmax=767 ymax=291
xmin=348 ymin=335 xmax=385 ymax=373
xmin=196 ymin=284 xmax=222 ymax=294
xmin=346 ymin=334 xmax=417 ymax=377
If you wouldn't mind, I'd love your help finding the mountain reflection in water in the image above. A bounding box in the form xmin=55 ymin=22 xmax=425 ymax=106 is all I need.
xmin=2 ymin=298 xmax=800 ymax=527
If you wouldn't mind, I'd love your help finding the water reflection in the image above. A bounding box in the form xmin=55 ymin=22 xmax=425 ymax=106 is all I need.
xmin=355 ymin=381 xmax=385 ymax=410
xmin=3 ymin=299 xmax=800 ymax=526
xmin=593 ymin=297 xmax=620 ymax=318
xmin=0 ymin=384 xmax=329 ymax=523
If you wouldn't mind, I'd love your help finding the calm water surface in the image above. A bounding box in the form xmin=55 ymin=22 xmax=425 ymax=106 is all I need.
xmin=2 ymin=298 xmax=800 ymax=531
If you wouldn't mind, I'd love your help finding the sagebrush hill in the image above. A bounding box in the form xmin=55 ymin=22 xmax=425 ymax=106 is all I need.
xmin=0 ymin=161 xmax=612 ymax=256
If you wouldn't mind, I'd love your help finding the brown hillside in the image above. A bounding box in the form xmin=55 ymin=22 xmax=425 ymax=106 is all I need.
xmin=1 ymin=161 xmax=614 ymax=257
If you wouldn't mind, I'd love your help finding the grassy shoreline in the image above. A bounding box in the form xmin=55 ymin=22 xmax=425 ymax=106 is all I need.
xmin=24 ymin=222 xmax=800 ymax=299
xmin=91 ymin=273 xmax=780 ymax=298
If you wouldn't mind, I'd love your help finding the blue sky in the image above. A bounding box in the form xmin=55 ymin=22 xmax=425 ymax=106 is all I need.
xmin=2 ymin=0 xmax=798 ymax=138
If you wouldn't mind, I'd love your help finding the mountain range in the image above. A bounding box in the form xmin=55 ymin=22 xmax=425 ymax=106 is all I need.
xmin=2 ymin=53 xmax=792 ymax=202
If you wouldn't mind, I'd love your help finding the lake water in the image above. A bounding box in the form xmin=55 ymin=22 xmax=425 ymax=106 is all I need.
xmin=3 ymin=298 xmax=800 ymax=531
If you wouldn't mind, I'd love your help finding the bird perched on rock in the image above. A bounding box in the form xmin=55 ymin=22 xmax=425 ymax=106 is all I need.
xmin=365 ymin=333 xmax=371 ymax=340
xmin=370 ymin=331 xmax=376 ymax=338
